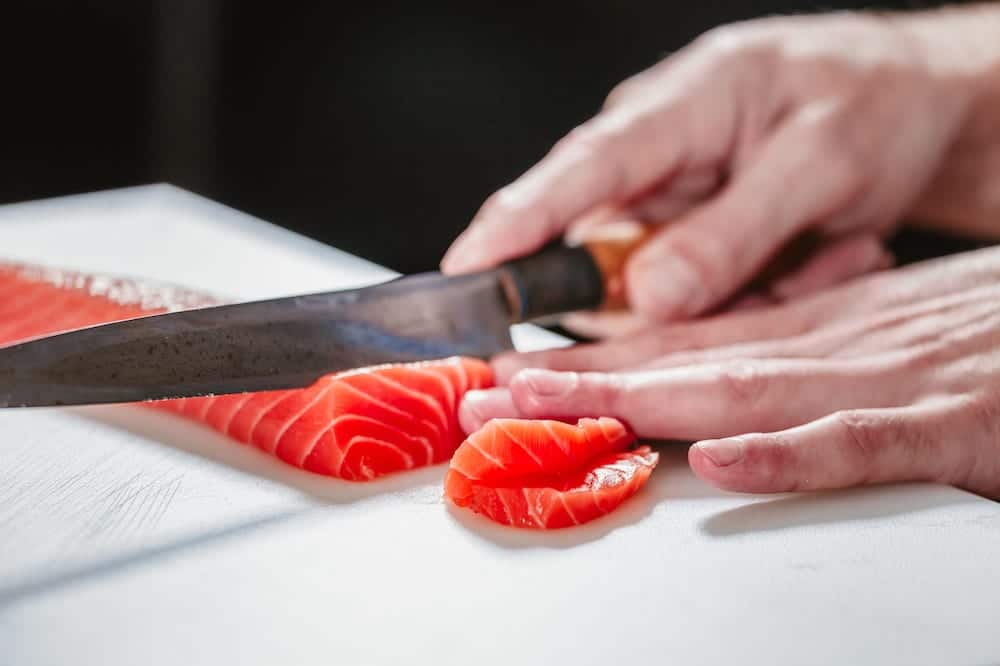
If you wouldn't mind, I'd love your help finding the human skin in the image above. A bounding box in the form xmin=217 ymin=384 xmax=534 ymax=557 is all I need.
xmin=440 ymin=5 xmax=1000 ymax=497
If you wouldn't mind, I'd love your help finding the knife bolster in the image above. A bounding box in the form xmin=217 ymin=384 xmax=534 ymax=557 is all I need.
xmin=498 ymin=244 xmax=605 ymax=323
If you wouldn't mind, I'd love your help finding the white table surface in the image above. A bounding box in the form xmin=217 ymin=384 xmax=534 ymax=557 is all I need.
xmin=0 ymin=185 xmax=998 ymax=666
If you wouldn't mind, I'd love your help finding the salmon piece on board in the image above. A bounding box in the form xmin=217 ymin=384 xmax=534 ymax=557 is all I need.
xmin=445 ymin=417 xmax=658 ymax=528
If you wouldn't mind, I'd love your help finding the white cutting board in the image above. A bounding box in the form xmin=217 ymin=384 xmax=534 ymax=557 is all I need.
xmin=0 ymin=185 xmax=998 ymax=666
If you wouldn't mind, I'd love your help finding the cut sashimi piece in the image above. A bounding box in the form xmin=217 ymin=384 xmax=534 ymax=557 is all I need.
xmin=171 ymin=358 xmax=493 ymax=480
xmin=0 ymin=261 xmax=494 ymax=481
xmin=464 ymin=448 xmax=659 ymax=529
xmin=445 ymin=417 xmax=659 ymax=529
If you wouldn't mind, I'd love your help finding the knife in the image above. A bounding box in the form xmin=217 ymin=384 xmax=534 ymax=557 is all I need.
xmin=0 ymin=227 xmax=648 ymax=407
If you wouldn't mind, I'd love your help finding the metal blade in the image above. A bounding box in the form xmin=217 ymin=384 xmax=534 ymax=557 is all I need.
xmin=0 ymin=271 xmax=515 ymax=407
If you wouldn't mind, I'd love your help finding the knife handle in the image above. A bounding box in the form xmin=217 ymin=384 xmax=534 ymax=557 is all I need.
xmin=497 ymin=223 xmax=653 ymax=322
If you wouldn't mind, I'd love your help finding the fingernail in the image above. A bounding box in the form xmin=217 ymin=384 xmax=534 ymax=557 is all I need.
xmin=463 ymin=388 xmax=490 ymax=409
xmin=633 ymin=257 xmax=704 ymax=317
xmin=460 ymin=390 xmax=490 ymax=425
xmin=522 ymin=369 xmax=578 ymax=397
xmin=459 ymin=388 xmax=513 ymax=433
xmin=491 ymin=353 xmax=528 ymax=385
xmin=458 ymin=391 xmax=488 ymax=434
xmin=695 ymin=438 xmax=744 ymax=467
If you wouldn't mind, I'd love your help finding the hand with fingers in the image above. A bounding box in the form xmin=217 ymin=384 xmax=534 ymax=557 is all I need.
xmin=443 ymin=7 xmax=1000 ymax=325
xmin=464 ymin=248 xmax=1000 ymax=499
xmin=441 ymin=6 xmax=1000 ymax=498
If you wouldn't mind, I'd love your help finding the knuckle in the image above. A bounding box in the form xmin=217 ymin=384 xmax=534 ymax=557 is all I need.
xmin=948 ymin=395 xmax=999 ymax=489
xmin=584 ymin=372 xmax=626 ymax=413
xmin=803 ymin=104 xmax=871 ymax=192
xmin=972 ymin=391 xmax=1000 ymax=423
xmin=694 ymin=23 xmax=752 ymax=57
xmin=895 ymin=341 xmax=953 ymax=375
xmin=554 ymin=124 xmax=589 ymax=153
xmin=967 ymin=394 xmax=1000 ymax=497
xmin=808 ymin=111 xmax=854 ymax=160
xmin=961 ymin=393 xmax=1000 ymax=443
xmin=483 ymin=188 xmax=558 ymax=237
xmin=660 ymin=229 xmax=732 ymax=302
xmin=750 ymin=432 xmax=803 ymax=492
xmin=483 ymin=188 xmax=526 ymax=217
xmin=835 ymin=408 xmax=934 ymax=484
xmin=785 ymin=55 xmax=849 ymax=91
xmin=604 ymin=79 xmax=636 ymax=109
xmin=835 ymin=409 xmax=885 ymax=469
xmin=714 ymin=360 xmax=772 ymax=407
xmin=559 ymin=120 xmax=621 ymax=156
xmin=553 ymin=120 xmax=631 ymax=200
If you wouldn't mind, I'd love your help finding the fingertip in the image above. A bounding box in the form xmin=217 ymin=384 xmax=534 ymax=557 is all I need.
xmin=440 ymin=236 xmax=487 ymax=275
xmin=625 ymin=242 xmax=705 ymax=321
xmin=688 ymin=437 xmax=791 ymax=493
xmin=688 ymin=442 xmax=726 ymax=480
xmin=439 ymin=255 xmax=464 ymax=275
xmin=687 ymin=440 xmax=738 ymax=488
xmin=508 ymin=368 xmax=581 ymax=416
xmin=692 ymin=438 xmax=744 ymax=467
xmin=441 ymin=214 xmax=510 ymax=274
xmin=459 ymin=388 xmax=518 ymax=434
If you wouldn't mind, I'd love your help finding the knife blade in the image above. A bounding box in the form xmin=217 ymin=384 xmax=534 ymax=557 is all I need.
xmin=0 ymin=227 xmax=648 ymax=407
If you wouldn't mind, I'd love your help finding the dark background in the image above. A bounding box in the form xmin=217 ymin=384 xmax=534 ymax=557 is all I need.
xmin=0 ymin=1 xmax=987 ymax=275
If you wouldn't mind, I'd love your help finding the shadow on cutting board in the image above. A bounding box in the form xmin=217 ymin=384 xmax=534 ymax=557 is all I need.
xmin=75 ymin=408 xmax=692 ymax=549
xmin=700 ymin=483 xmax=980 ymax=537
xmin=76 ymin=405 xmax=448 ymax=504
xmin=0 ymin=508 xmax=299 ymax=608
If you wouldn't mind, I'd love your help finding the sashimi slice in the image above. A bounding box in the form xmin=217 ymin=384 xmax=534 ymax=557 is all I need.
xmin=445 ymin=417 xmax=658 ymax=529
xmin=0 ymin=261 xmax=493 ymax=481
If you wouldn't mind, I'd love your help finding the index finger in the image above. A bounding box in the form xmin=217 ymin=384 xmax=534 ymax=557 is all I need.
xmin=440 ymin=94 xmax=700 ymax=274
xmin=504 ymin=354 xmax=918 ymax=442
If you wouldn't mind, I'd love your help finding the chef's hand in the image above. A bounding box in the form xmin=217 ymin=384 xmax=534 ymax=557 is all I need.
xmin=441 ymin=8 xmax=1000 ymax=326
xmin=460 ymin=247 xmax=1000 ymax=499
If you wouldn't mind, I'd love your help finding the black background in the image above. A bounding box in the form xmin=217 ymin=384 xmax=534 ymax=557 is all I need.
xmin=0 ymin=1 xmax=986 ymax=275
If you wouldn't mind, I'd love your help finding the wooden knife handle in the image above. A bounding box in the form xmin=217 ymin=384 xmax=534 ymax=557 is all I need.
xmin=497 ymin=222 xmax=653 ymax=322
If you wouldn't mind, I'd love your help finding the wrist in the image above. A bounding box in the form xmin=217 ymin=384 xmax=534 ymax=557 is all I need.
xmin=887 ymin=5 xmax=1000 ymax=237
xmin=888 ymin=5 xmax=1000 ymax=71
xmin=888 ymin=4 xmax=1000 ymax=136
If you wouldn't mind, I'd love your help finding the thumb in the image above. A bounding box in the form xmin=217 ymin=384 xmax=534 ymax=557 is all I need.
xmin=626 ymin=104 xmax=863 ymax=320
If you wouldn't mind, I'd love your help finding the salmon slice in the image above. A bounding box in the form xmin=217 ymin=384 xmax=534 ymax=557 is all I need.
xmin=445 ymin=417 xmax=659 ymax=528
xmin=0 ymin=262 xmax=493 ymax=481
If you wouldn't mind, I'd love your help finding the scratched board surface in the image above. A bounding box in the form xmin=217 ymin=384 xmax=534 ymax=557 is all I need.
xmin=0 ymin=185 xmax=568 ymax=591
xmin=1 ymin=186 xmax=999 ymax=666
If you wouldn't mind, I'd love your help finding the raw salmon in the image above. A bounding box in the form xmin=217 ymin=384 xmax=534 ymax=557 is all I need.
xmin=0 ymin=262 xmax=493 ymax=480
xmin=445 ymin=417 xmax=658 ymax=528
